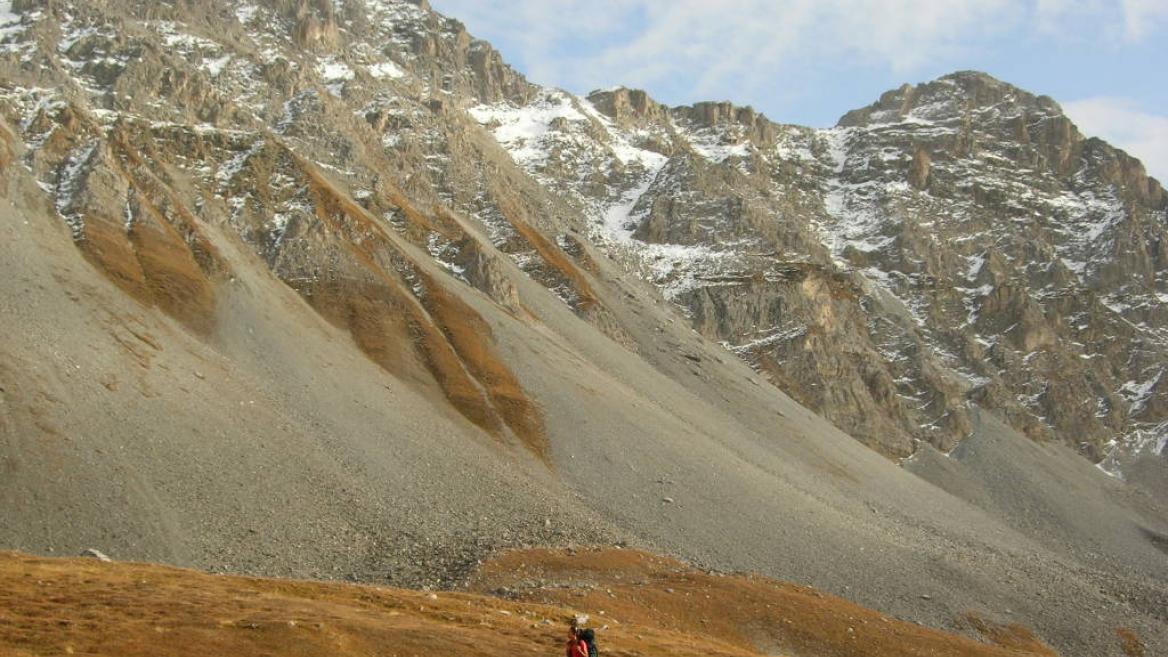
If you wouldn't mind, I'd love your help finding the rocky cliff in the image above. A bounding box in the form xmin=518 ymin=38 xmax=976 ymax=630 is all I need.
xmin=469 ymin=73 xmax=1168 ymax=463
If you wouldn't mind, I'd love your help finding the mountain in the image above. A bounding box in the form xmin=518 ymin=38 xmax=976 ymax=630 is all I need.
xmin=470 ymin=72 xmax=1168 ymax=463
xmin=0 ymin=1 xmax=1166 ymax=656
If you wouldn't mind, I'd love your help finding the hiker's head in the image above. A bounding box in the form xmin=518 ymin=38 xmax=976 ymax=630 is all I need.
xmin=568 ymin=618 xmax=579 ymax=637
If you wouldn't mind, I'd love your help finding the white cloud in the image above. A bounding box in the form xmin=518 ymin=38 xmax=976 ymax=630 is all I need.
xmin=597 ymin=0 xmax=1018 ymax=88
xmin=1063 ymin=97 xmax=1168 ymax=182
xmin=1121 ymin=0 xmax=1168 ymax=40
xmin=435 ymin=0 xmax=1165 ymax=107
xmin=1035 ymin=0 xmax=1111 ymax=36
xmin=435 ymin=0 xmax=1168 ymax=159
xmin=1035 ymin=0 xmax=1168 ymax=39
xmin=438 ymin=0 xmax=1019 ymax=95
xmin=436 ymin=0 xmax=638 ymax=85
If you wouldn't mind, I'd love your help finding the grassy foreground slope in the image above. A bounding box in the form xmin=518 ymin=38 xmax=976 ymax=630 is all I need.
xmin=0 ymin=549 xmax=1086 ymax=657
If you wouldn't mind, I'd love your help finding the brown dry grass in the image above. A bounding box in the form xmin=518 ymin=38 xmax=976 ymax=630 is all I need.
xmin=57 ymin=128 xmax=225 ymax=336
xmin=124 ymin=215 xmax=218 ymax=335
xmin=1115 ymin=628 xmax=1145 ymax=657
xmin=0 ymin=550 xmax=1067 ymax=657
xmin=294 ymin=158 xmax=544 ymax=456
xmin=292 ymin=172 xmax=504 ymax=438
xmin=25 ymin=108 xmax=544 ymax=455
xmin=468 ymin=548 xmax=1062 ymax=657
xmin=959 ymin=614 xmax=1058 ymax=657
xmin=298 ymin=275 xmax=429 ymax=382
xmin=0 ymin=552 xmax=751 ymax=657
xmin=75 ymin=213 xmax=217 ymax=336
xmin=417 ymin=269 xmax=547 ymax=457
xmin=494 ymin=194 xmax=599 ymax=311
xmin=557 ymin=233 xmax=601 ymax=275
xmin=428 ymin=205 xmax=475 ymax=242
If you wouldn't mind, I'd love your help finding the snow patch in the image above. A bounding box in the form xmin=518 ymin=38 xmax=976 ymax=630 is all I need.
xmin=317 ymin=57 xmax=355 ymax=82
xmin=55 ymin=141 xmax=99 ymax=240
xmin=216 ymin=140 xmax=265 ymax=190
xmin=202 ymin=55 xmax=232 ymax=77
xmin=724 ymin=324 xmax=808 ymax=354
xmin=816 ymin=128 xmax=902 ymax=261
xmin=156 ymin=22 xmax=220 ymax=52
xmin=0 ymin=0 xmax=28 ymax=46
xmin=235 ymin=2 xmax=260 ymax=24
xmin=1097 ymin=421 xmax=1168 ymax=479
xmin=469 ymin=90 xmax=589 ymax=167
xmin=679 ymin=122 xmax=752 ymax=163
xmin=1118 ymin=368 xmax=1163 ymax=416
xmin=964 ymin=253 xmax=986 ymax=281
xmin=317 ymin=57 xmax=354 ymax=95
xmin=368 ymin=61 xmax=406 ymax=79
xmin=1046 ymin=186 xmax=1126 ymax=279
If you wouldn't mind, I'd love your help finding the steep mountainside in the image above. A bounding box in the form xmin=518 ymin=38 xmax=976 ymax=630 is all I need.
xmin=1 ymin=2 xmax=1166 ymax=657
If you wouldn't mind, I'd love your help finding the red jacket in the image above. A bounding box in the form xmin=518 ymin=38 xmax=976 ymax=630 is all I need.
xmin=566 ymin=638 xmax=589 ymax=657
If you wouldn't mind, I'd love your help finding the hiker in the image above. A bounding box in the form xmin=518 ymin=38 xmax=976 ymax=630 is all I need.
xmin=578 ymin=625 xmax=598 ymax=657
xmin=565 ymin=619 xmax=589 ymax=657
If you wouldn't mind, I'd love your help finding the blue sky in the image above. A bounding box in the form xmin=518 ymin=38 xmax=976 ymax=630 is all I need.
xmin=432 ymin=0 xmax=1168 ymax=181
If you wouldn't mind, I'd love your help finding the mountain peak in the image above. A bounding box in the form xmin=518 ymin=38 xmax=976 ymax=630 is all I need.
xmin=937 ymin=69 xmax=1011 ymax=87
xmin=837 ymin=70 xmax=1064 ymax=128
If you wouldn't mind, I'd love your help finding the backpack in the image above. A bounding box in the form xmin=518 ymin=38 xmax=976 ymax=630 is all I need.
xmin=579 ymin=628 xmax=598 ymax=657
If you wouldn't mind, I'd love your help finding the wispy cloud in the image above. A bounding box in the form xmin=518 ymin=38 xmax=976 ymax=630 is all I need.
xmin=438 ymin=0 xmax=1020 ymax=94
xmin=434 ymin=0 xmax=1167 ymax=171
xmin=1064 ymin=97 xmax=1168 ymax=182
xmin=1121 ymin=0 xmax=1168 ymax=40
xmin=1035 ymin=0 xmax=1168 ymax=40
xmin=436 ymin=0 xmax=1163 ymax=93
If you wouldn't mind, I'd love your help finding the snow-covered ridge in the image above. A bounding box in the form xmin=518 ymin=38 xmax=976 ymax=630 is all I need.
xmin=468 ymin=90 xmax=589 ymax=168
xmin=469 ymin=89 xmax=749 ymax=299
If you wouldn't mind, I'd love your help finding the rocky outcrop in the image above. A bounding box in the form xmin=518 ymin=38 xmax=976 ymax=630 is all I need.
xmin=587 ymin=87 xmax=670 ymax=127
xmin=79 ymin=548 xmax=113 ymax=562
xmin=674 ymin=102 xmax=777 ymax=147
xmin=291 ymin=0 xmax=340 ymax=50
xmin=908 ymin=147 xmax=930 ymax=190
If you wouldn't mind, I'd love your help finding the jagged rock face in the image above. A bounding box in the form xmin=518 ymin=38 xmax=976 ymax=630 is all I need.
xmin=818 ymin=72 xmax=1168 ymax=460
xmin=0 ymin=0 xmax=1164 ymax=467
xmin=468 ymin=71 xmax=1168 ymax=463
